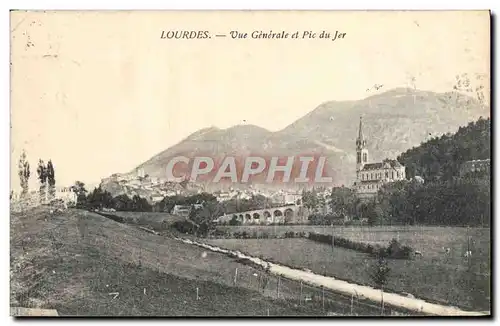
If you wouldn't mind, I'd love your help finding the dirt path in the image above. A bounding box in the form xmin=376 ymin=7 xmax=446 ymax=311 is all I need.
xmin=175 ymin=237 xmax=489 ymax=317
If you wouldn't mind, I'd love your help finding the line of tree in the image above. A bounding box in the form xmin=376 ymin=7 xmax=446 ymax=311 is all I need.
xmin=308 ymin=175 xmax=489 ymax=227
xmin=16 ymin=150 xmax=57 ymax=203
xmin=81 ymin=186 xmax=154 ymax=212
xmin=37 ymin=159 xmax=56 ymax=203
xmin=363 ymin=176 xmax=490 ymax=226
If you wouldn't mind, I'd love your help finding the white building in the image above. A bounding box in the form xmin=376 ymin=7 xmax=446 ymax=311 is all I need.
xmin=353 ymin=117 xmax=406 ymax=200
xmin=55 ymin=186 xmax=77 ymax=204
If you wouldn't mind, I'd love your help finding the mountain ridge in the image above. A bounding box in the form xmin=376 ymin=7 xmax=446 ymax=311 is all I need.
xmin=123 ymin=88 xmax=488 ymax=189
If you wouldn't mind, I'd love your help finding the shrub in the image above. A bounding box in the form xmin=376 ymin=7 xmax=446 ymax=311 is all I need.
xmin=307 ymin=232 xmax=414 ymax=260
xmin=386 ymin=238 xmax=414 ymax=259
xmin=171 ymin=220 xmax=196 ymax=234
xmin=369 ymin=257 xmax=391 ymax=289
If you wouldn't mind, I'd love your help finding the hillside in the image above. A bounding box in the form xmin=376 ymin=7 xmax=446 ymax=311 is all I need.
xmin=397 ymin=117 xmax=491 ymax=182
xmin=130 ymin=88 xmax=488 ymax=188
xmin=10 ymin=207 xmax=323 ymax=316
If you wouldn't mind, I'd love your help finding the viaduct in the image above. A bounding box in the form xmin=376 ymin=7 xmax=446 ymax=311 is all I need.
xmin=215 ymin=205 xmax=308 ymax=225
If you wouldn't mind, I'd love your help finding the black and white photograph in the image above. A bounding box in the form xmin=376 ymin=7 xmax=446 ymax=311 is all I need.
xmin=9 ymin=10 xmax=491 ymax=317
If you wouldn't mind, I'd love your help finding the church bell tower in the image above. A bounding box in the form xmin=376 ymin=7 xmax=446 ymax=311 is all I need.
xmin=356 ymin=116 xmax=369 ymax=172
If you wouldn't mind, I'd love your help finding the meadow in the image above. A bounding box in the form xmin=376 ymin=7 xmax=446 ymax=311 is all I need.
xmin=216 ymin=225 xmax=490 ymax=260
xmin=207 ymin=227 xmax=491 ymax=311
xmin=11 ymin=207 xmax=392 ymax=316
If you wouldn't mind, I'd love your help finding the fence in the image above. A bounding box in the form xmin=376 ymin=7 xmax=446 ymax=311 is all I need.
xmin=227 ymin=265 xmax=415 ymax=316
xmin=88 ymin=212 xmax=421 ymax=316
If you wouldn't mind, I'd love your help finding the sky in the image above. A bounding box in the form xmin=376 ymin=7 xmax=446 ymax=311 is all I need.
xmin=10 ymin=10 xmax=490 ymax=190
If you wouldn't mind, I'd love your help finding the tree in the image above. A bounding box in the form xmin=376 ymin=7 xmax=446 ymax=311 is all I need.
xmin=112 ymin=194 xmax=132 ymax=211
xmin=46 ymin=160 xmax=56 ymax=201
xmin=70 ymin=181 xmax=88 ymax=208
xmin=330 ymin=186 xmax=357 ymax=220
xmin=86 ymin=186 xmax=113 ymax=210
xmin=302 ymin=188 xmax=319 ymax=212
xmin=369 ymin=257 xmax=391 ymax=315
xmin=189 ymin=201 xmax=224 ymax=236
xmin=18 ymin=150 xmax=30 ymax=199
xmin=132 ymin=195 xmax=152 ymax=212
xmin=37 ymin=159 xmax=47 ymax=203
xmin=370 ymin=258 xmax=390 ymax=288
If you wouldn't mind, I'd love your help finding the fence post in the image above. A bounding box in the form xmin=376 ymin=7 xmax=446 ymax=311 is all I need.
xmin=380 ymin=288 xmax=384 ymax=315
xmin=322 ymin=287 xmax=325 ymax=312
xmin=331 ymin=225 xmax=335 ymax=251
xmin=277 ymin=276 xmax=281 ymax=299
xmin=234 ymin=268 xmax=238 ymax=285
xmin=300 ymin=281 xmax=303 ymax=305
xmin=350 ymin=293 xmax=354 ymax=315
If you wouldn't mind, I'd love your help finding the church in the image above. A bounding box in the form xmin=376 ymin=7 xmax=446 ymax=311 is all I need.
xmin=353 ymin=117 xmax=406 ymax=200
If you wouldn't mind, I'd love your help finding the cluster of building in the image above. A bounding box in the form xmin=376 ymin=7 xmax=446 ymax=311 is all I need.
xmin=101 ymin=170 xmax=205 ymax=205
xmin=212 ymin=187 xmax=302 ymax=205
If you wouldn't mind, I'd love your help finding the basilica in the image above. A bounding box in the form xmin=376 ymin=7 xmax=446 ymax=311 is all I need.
xmin=353 ymin=117 xmax=406 ymax=200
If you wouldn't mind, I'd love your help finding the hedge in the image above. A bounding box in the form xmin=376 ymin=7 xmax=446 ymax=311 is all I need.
xmin=307 ymin=232 xmax=414 ymax=260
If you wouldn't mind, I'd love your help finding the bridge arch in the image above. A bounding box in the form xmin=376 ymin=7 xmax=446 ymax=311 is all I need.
xmin=253 ymin=212 xmax=260 ymax=219
xmin=245 ymin=213 xmax=252 ymax=221
xmin=284 ymin=208 xmax=294 ymax=223
xmin=263 ymin=210 xmax=272 ymax=224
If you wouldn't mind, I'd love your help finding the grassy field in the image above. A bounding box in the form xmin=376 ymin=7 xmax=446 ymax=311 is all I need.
xmin=205 ymin=237 xmax=490 ymax=312
xmin=99 ymin=211 xmax=184 ymax=230
xmin=216 ymin=225 xmax=491 ymax=260
xmin=11 ymin=207 xmax=388 ymax=316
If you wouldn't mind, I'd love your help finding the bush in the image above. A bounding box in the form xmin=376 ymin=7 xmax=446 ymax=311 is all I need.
xmin=284 ymin=231 xmax=298 ymax=238
xmin=171 ymin=220 xmax=197 ymax=234
xmin=307 ymin=232 xmax=414 ymax=260
xmin=386 ymin=238 xmax=414 ymax=259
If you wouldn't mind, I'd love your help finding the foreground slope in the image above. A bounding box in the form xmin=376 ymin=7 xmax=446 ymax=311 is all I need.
xmin=10 ymin=207 xmax=320 ymax=316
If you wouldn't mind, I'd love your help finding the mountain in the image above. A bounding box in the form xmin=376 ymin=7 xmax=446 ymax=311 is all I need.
xmin=124 ymin=88 xmax=489 ymax=189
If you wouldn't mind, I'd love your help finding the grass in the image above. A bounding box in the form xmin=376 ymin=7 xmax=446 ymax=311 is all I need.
xmin=217 ymin=224 xmax=490 ymax=262
xmin=99 ymin=211 xmax=184 ymax=230
xmin=205 ymin=237 xmax=490 ymax=312
xmin=10 ymin=207 xmax=335 ymax=316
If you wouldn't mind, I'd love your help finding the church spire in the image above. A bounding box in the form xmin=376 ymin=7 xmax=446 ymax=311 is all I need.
xmin=356 ymin=116 xmax=368 ymax=171
xmin=358 ymin=116 xmax=364 ymax=142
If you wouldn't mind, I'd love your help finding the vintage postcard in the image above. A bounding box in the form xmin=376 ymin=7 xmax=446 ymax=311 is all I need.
xmin=10 ymin=10 xmax=491 ymax=317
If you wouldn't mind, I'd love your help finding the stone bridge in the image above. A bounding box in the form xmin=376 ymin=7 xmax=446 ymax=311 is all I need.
xmin=215 ymin=205 xmax=308 ymax=225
